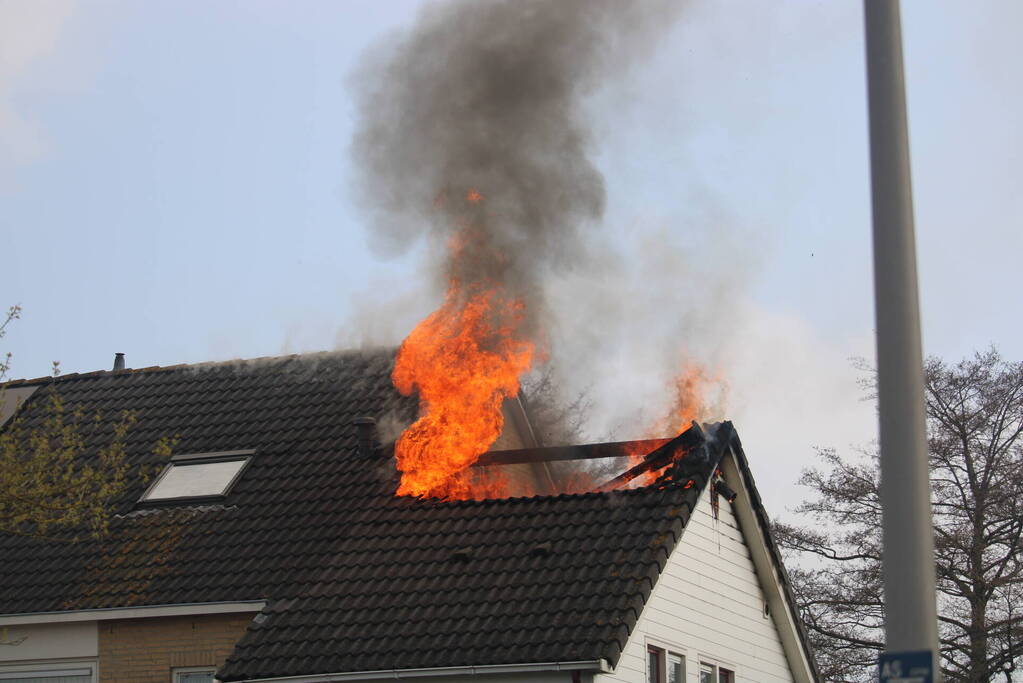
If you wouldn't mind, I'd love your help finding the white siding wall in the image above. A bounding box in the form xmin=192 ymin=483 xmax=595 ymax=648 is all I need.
xmin=599 ymin=482 xmax=795 ymax=683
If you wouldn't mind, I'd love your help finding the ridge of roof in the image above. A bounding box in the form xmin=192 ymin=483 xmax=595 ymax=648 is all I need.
xmin=2 ymin=347 xmax=395 ymax=387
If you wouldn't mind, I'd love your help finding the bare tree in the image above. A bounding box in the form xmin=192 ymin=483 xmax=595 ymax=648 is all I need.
xmin=520 ymin=364 xmax=591 ymax=446
xmin=776 ymin=349 xmax=1023 ymax=682
xmin=0 ymin=304 xmax=21 ymax=383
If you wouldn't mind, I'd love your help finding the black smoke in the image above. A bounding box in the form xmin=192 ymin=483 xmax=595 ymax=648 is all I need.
xmin=350 ymin=0 xmax=680 ymax=315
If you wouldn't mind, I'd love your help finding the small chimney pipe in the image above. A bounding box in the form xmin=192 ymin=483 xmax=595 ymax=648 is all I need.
xmin=714 ymin=480 xmax=738 ymax=504
xmin=352 ymin=416 xmax=377 ymax=458
xmin=112 ymin=353 xmax=125 ymax=371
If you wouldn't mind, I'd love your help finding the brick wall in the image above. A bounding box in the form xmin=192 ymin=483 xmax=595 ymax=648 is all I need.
xmin=98 ymin=613 xmax=252 ymax=682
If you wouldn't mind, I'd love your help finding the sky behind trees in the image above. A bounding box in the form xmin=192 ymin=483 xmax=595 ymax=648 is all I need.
xmin=2 ymin=0 xmax=1020 ymax=512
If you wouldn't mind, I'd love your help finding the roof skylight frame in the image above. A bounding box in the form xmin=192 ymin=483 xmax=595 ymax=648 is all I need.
xmin=137 ymin=449 xmax=255 ymax=506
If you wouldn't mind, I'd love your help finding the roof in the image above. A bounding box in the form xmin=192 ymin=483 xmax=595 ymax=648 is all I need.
xmin=0 ymin=351 xmax=734 ymax=680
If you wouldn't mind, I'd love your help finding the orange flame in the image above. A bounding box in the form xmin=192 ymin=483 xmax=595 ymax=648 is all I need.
xmin=653 ymin=360 xmax=715 ymax=437
xmin=392 ymin=276 xmax=535 ymax=499
xmin=622 ymin=359 xmax=717 ymax=486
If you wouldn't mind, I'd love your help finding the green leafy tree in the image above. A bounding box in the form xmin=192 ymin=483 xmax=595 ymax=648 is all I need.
xmin=0 ymin=305 xmax=149 ymax=540
xmin=0 ymin=391 xmax=136 ymax=539
xmin=776 ymin=350 xmax=1023 ymax=682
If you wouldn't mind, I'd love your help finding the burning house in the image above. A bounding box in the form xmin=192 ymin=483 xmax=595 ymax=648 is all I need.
xmin=0 ymin=351 xmax=817 ymax=682
xmin=2 ymin=0 xmax=827 ymax=680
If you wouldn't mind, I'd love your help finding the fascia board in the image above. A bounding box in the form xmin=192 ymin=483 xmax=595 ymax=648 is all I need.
xmin=0 ymin=600 xmax=266 ymax=626
xmin=718 ymin=447 xmax=818 ymax=683
xmin=237 ymin=659 xmax=611 ymax=682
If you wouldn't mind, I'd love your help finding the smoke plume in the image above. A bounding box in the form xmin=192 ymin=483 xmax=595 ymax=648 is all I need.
xmin=351 ymin=0 xmax=681 ymax=326
xmin=349 ymin=0 xmax=748 ymax=454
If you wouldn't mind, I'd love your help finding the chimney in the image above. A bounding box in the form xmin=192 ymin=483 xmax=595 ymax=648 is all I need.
xmin=112 ymin=353 xmax=125 ymax=371
xmin=352 ymin=416 xmax=377 ymax=458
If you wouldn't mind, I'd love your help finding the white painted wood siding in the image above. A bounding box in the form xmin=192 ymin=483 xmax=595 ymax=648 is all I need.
xmin=598 ymin=479 xmax=795 ymax=683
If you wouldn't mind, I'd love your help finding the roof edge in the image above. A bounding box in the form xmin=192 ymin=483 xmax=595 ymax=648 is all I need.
xmin=2 ymin=347 xmax=395 ymax=388
xmin=231 ymin=659 xmax=612 ymax=683
xmin=0 ymin=600 xmax=267 ymax=626
xmin=720 ymin=433 xmax=822 ymax=683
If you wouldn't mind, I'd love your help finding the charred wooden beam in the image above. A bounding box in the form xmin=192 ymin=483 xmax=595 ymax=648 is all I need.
xmin=473 ymin=438 xmax=671 ymax=467
xmin=596 ymin=422 xmax=706 ymax=491
xmin=649 ymin=421 xmax=735 ymax=489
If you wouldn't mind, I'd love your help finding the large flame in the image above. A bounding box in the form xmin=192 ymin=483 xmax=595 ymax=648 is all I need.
xmin=392 ymin=184 xmax=719 ymax=498
xmin=392 ymin=263 xmax=536 ymax=499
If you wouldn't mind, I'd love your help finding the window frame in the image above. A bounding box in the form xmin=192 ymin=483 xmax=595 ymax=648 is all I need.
xmin=646 ymin=639 xmax=685 ymax=683
xmin=666 ymin=651 xmax=685 ymax=683
xmin=699 ymin=658 xmax=738 ymax=683
xmin=647 ymin=644 xmax=663 ymax=683
xmin=0 ymin=660 xmax=97 ymax=681
xmin=137 ymin=449 xmax=254 ymax=506
xmin=171 ymin=666 xmax=218 ymax=683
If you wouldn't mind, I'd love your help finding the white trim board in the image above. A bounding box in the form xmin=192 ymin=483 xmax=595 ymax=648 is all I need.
xmin=0 ymin=659 xmax=98 ymax=680
xmin=238 ymin=659 xmax=611 ymax=682
xmin=718 ymin=447 xmax=816 ymax=683
xmin=0 ymin=601 xmax=266 ymax=626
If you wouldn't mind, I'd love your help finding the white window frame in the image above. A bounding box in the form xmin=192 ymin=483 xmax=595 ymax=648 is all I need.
xmin=0 ymin=660 xmax=97 ymax=681
xmin=666 ymin=651 xmax=686 ymax=683
xmin=646 ymin=638 xmax=686 ymax=683
xmin=698 ymin=657 xmax=738 ymax=683
xmin=171 ymin=666 xmax=219 ymax=683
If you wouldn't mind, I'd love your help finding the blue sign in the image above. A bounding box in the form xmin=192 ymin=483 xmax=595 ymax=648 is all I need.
xmin=878 ymin=650 xmax=934 ymax=683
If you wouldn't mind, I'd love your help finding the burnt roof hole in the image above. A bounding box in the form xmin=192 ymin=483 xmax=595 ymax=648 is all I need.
xmin=451 ymin=547 xmax=472 ymax=562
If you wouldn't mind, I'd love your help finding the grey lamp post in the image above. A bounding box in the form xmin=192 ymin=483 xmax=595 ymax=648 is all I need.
xmin=864 ymin=1 xmax=942 ymax=680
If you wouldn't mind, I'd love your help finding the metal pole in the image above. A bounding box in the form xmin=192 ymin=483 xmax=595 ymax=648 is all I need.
xmin=864 ymin=1 xmax=942 ymax=678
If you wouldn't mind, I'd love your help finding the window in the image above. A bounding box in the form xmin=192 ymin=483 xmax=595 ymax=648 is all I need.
xmin=0 ymin=666 xmax=93 ymax=682
xmin=140 ymin=450 xmax=253 ymax=503
xmin=667 ymin=653 xmax=685 ymax=683
xmin=172 ymin=668 xmax=216 ymax=683
xmin=648 ymin=646 xmax=662 ymax=683
xmin=648 ymin=645 xmax=684 ymax=683
xmin=700 ymin=662 xmax=735 ymax=683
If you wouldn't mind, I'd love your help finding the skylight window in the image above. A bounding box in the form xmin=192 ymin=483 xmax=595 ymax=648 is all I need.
xmin=140 ymin=450 xmax=254 ymax=504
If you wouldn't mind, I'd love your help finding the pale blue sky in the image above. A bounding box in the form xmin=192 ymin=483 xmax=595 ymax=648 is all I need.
xmin=2 ymin=0 xmax=1020 ymax=508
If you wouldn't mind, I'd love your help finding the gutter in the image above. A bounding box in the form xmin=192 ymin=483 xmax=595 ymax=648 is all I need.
xmin=235 ymin=659 xmax=612 ymax=682
xmin=0 ymin=600 xmax=266 ymax=626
